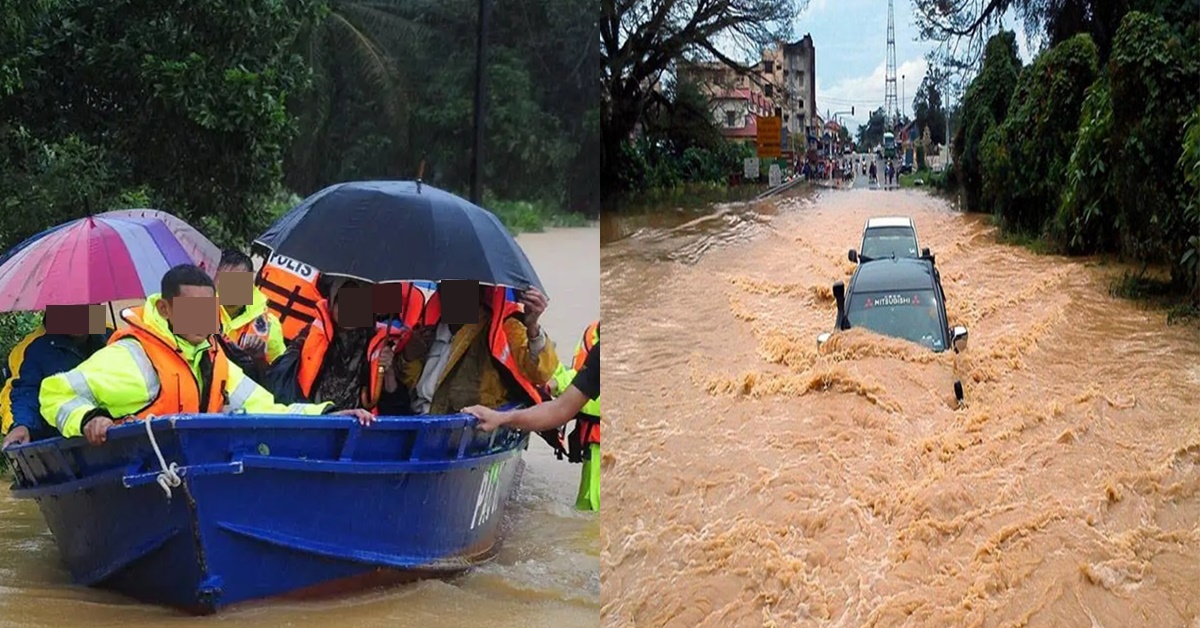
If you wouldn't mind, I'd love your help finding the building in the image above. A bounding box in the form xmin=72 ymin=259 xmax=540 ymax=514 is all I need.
xmin=709 ymin=87 xmax=774 ymax=145
xmin=763 ymin=34 xmax=818 ymax=153
xmin=676 ymin=34 xmax=818 ymax=154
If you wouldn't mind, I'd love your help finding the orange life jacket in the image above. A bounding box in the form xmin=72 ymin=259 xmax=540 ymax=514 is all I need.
xmin=573 ymin=321 xmax=599 ymax=371
xmin=571 ymin=322 xmax=600 ymax=452
xmin=484 ymin=287 xmax=544 ymax=405
xmin=296 ymin=300 xmax=408 ymax=414
xmin=256 ymin=253 xmax=322 ymax=342
xmin=108 ymin=307 xmax=231 ymax=419
xmin=482 ymin=287 xmax=567 ymax=458
xmin=227 ymin=312 xmax=273 ymax=348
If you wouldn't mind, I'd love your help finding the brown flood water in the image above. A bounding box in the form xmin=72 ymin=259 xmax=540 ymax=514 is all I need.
xmin=0 ymin=228 xmax=600 ymax=627
xmin=601 ymin=188 xmax=1200 ymax=627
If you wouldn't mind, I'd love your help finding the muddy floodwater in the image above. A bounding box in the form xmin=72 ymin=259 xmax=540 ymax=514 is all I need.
xmin=0 ymin=227 xmax=600 ymax=628
xmin=601 ymin=188 xmax=1200 ymax=627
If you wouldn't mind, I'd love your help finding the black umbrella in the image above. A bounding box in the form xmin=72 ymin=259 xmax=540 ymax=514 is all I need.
xmin=254 ymin=181 xmax=544 ymax=292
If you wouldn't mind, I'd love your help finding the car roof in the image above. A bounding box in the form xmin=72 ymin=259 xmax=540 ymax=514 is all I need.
xmin=865 ymin=216 xmax=914 ymax=229
xmin=850 ymin=258 xmax=937 ymax=293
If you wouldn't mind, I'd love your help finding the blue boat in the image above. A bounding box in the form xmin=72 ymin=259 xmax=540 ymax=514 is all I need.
xmin=3 ymin=413 xmax=529 ymax=614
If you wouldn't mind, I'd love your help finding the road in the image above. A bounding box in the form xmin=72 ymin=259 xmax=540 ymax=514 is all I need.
xmin=601 ymin=186 xmax=1200 ymax=627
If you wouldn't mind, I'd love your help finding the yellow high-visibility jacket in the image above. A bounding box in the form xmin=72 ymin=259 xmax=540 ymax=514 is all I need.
xmin=220 ymin=287 xmax=286 ymax=364
xmin=41 ymin=294 xmax=331 ymax=438
xmin=551 ymin=321 xmax=600 ymax=417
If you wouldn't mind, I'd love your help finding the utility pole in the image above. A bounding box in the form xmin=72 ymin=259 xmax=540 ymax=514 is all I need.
xmin=469 ymin=0 xmax=492 ymax=204
xmin=901 ymin=74 xmax=905 ymax=121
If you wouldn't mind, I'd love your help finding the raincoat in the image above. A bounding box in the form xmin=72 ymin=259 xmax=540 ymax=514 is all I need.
xmin=40 ymin=295 xmax=331 ymax=438
xmin=1 ymin=326 xmax=111 ymax=440
xmin=220 ymin=286 xmax=286 ymax=364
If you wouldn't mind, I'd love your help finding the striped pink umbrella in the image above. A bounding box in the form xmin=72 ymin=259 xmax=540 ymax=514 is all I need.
xmin=0 ymin=214 xmax=220 ymax=312
xmin=97 ymin=209 xmax=220 ymax=275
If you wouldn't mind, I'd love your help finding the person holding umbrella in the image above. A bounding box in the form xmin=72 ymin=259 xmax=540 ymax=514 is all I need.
xmin=40 ymin=265 xmax=373 ymax=445
xmin=1 ymin=306 xmax=112 ymax=448
xmin=398 ymin=282 xmax=558 ymax=418
xmin=464 ymin=339 xmax=599 ymax=437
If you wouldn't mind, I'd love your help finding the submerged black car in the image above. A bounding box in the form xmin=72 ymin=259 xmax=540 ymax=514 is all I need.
xmin=818 ymin=257 xmax=966 ymax=353
xmin=816 ymin=257 xmax=969 ymax=401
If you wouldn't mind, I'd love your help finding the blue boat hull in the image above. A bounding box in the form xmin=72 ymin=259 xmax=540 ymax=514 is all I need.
xmin=4 ymin=414 xmax=528 ymax=613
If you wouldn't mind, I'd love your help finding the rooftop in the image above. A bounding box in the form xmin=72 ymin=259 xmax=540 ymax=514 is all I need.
xmin=865 ymin=216 xmax=914 ymax=229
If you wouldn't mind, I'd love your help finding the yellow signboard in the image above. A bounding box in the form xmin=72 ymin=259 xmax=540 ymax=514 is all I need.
xmin=756 ymin=116 xmax=782 ymax=158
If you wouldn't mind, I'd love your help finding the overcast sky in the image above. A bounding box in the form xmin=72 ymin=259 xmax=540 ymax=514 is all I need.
xmin=794 ymin=0 xmax=1038 ymax=128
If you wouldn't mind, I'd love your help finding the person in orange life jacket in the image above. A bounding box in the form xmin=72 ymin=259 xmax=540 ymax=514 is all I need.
xmin=267 ymin=276 xmax=411 ymax=415
xmin=39 ymin=265 xmax=374 ymax=446
xmin=465 ymin=339 xmax=598 ymax=432
xmin=216 ymin=249 xmax=285 ymax=372
xmin=398 ymin=284 xmax=558 ymax=417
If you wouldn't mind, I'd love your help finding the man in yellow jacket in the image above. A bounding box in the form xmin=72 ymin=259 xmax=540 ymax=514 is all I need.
xmin=40 ymin=264 xmax=372 ymax=445
xmin=548 ymin=321 xmax=600 ymax=511
xmin=217 ymin=249 xmax=285 ymax=366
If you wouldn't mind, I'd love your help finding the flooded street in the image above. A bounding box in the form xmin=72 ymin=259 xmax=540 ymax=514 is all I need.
xmin=601 ymin=188 xmax=1200 ymax=626
xmin=0 ymin=227 xmax=600 ymax=627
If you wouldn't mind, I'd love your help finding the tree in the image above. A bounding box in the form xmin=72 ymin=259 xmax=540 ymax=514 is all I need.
xmin=912 ymin=70 xmax=948 ymax=146
xmin=953 ymin=30 xmax=1022 ymax=212
xmin=980 ymin=33 xmax=1098 ymax=232
xmin=4 ymin=0 xmax=321 ymax=244
xmin=856 ymin=107 xmax=887 ymax=151
xmin=600 ymin=0 xmax=802 ymax=193
xmin=285 ymin=0 xmax=429 ymax=196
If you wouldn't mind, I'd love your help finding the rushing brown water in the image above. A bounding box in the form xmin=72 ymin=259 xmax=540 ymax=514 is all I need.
xmin=601 ymin=188 xmax=1200 ymax=627
xmin=0 ymin=227 xmax=600 ymax=627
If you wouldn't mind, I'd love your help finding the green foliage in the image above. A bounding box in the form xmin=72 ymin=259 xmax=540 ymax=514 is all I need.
xmin=0 ymin=130 xmax=144 ymax=251
xmin=982 ymin=33 xmax=1099 ymax=233
xmin=955 ymin=31 xmax=1022 ymax=213
xmin=289 ymin=0 xmax=598 ymax=217
xmin=0 ymin=312 xmax=41 ymax=371
xmin=1179 ymin=105 xmax=1200 ymax=302
xmin=856 ymin=107 xmax=888 ymax=151
xmin=1056 ymin=12 xmax=1199 ymax=284
xmin=1056 ymin=79 xmax=1116 ymax=253
xmin=2 ymin=0 xmax=321 ymax=249
xmin=916 ymin=144 xmax=927 ymax=171
xmin=485 ymin=197 xmax=589 ymax=235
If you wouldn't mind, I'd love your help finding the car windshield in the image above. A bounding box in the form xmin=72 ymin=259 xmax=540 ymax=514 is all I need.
xmin=861 ymin=227 xmax=918 ymax=260
xmin=846 ymin=289 xmax=944 ymax=350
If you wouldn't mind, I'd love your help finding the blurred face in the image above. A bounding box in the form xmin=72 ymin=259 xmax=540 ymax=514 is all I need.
xmin=156 ymin=285 xmax=219 ymax=345
xmin=216 ymin=264 xmax=254 ymax=314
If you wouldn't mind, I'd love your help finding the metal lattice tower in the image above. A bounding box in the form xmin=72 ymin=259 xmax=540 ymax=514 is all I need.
xmin=883 ymin=0 xmax=898 ymax=126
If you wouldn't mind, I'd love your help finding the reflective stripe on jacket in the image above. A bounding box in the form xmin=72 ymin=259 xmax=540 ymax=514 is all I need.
xmin=40 ymin=295 xmax=331 ymax=438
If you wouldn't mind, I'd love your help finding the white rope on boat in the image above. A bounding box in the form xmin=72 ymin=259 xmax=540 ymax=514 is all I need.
xmin=143 ymin=415 xmax=181 ymax=499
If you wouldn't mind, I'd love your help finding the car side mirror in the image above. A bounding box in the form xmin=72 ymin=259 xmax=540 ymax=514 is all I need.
xmin=921 ymin=247 xmax=931 ymax=257
xmin=816 ymin=332 xmax=831 ymax=350
xmin=847 ymin=249 xmax=858 ymax=263
xmin=952 ymin=325 xmax=968 ymax=353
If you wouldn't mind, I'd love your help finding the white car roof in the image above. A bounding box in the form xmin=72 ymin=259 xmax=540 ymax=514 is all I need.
xmin=865 ymin=216 xmax=914 ymax=229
